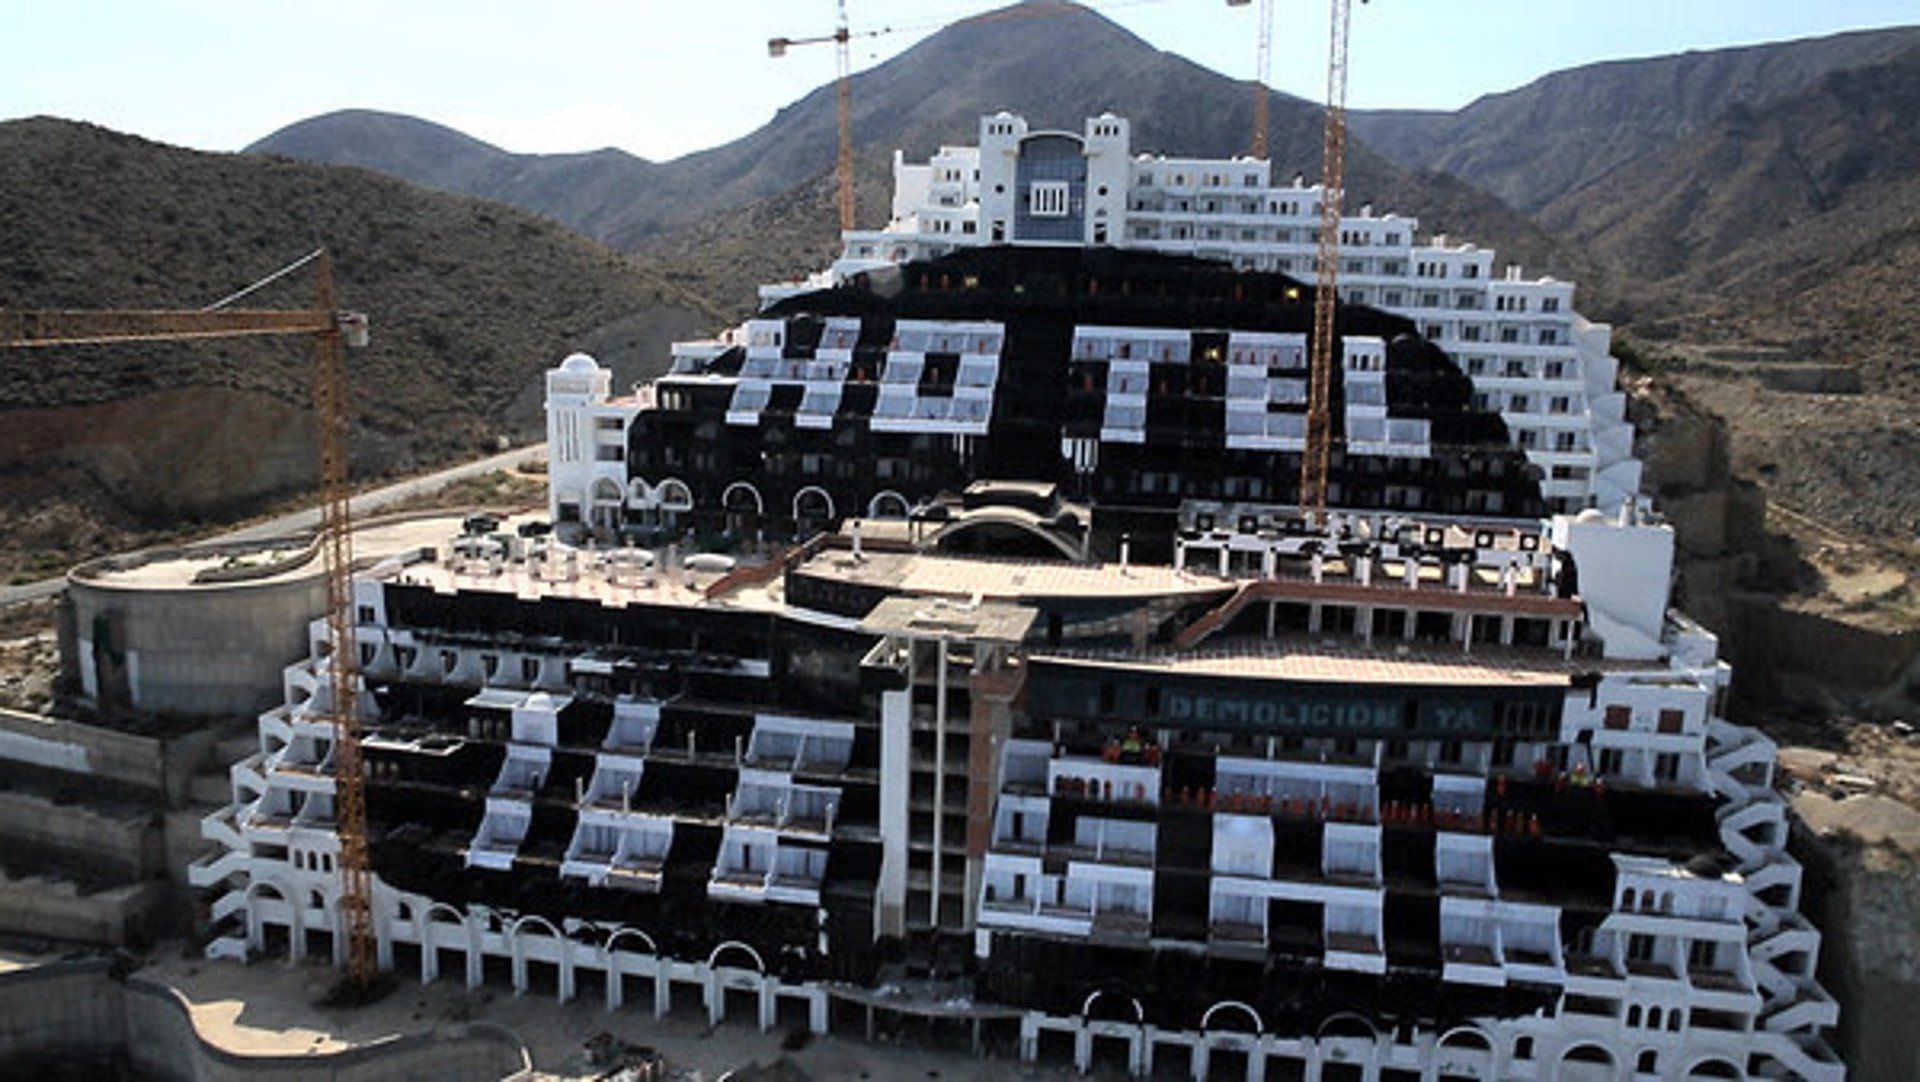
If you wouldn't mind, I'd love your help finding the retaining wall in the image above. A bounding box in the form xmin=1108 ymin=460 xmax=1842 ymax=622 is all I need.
xmin=0 ymin=960 xmax=530 ymax=1081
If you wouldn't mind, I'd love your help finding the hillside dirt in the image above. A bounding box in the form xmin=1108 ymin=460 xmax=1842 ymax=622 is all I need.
xmin=0 ymin=117 xmax=723 ymax=577
xmin=0 ymin=599 xmax=56 ymax=714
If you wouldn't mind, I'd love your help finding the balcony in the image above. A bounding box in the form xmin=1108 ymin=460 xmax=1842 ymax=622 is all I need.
xmin=581 ymin=755 xmax=646 ymax=811
xmin=490 ymin=746 xmax=551 ymax=799
xmin=601 ymin=699 xmax=660 ymax=755
xmin=1048 ymin=757 xmax=1160 ymax=808
xmin=744 ymin=715 xmax=855 ymax=775
xmin=467 ymin=797 xmax=531 ymax=871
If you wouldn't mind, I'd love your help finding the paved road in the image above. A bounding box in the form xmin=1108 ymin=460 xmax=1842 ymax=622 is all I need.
xmin=0 ymin=443 xmax=547 ymax=606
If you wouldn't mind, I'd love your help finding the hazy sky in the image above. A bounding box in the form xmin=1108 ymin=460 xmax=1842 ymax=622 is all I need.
xmin=4 ymin=0 xmax=1915 ymax=161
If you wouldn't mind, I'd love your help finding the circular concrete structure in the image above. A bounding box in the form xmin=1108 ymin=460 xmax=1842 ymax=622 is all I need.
xmin=64 ymin=514 xmax=466 ymax=720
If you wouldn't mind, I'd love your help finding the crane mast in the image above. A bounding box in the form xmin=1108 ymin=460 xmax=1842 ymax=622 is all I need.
xmin=0 ymin=253 xmax=377 ymax=989
xmin=770 ymin=0 xmax=864 ymax=232
xmin=1302 ymin=0 xmax=1355 ymax=525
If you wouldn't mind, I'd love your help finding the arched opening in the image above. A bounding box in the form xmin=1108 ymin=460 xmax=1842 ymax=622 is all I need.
xmin=591 ymin=477 xmax=624 ymax=531
xmin=929 ymin=513 xmax=1083 ymax=561
xmin=513 ymin=914 xmax=563 ymax=998
xmin=793 ymin=486 xmax=836 ymax=538
xmin=655 ymin=477 xmax=693 ymax=531
xmin=867 ymin=490 xmax=911 ymax=519
xmin=1200 ymin=1000 xmax=1262 ymax=1034
xmin=425 ymin=903 xmax=467 ymax=985
xmin=1558 ymin=1042 xmax=1617 ymax=1082
xmin=626 ymin=477 xmax=652 ymax=507
xmin=1081 ymin=989 xmax=1144 ymax=1024
xmin=1686 ymin=1058 xmax=1742 ymax=1079
xmin=709 ymin=940 xmax=766 ymax=973
xmin=722 ymin=481 xmax=765 ymax=539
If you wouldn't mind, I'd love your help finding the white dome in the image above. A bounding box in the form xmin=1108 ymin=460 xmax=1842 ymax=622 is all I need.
xmin=1575 ymin=508 xmax=1609 ymax=524
xmin=559 ymin=352 xmax=599 ymax=374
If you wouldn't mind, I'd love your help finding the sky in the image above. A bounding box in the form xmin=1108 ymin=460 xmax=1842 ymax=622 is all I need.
xmin=3 ymin=0 xmax=1915 ymax=162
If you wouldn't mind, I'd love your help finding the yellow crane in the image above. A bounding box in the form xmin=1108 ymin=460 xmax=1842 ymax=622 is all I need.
xmin=0 ymin=251 xmax=379 ymax=990
xmin=1226 ymin=0 xmax=1276 ymax=159
xmin=770 ymin=0 xmax=894 ymax=232
xmin=1302 ymin=0 xmax=1359 ymax=525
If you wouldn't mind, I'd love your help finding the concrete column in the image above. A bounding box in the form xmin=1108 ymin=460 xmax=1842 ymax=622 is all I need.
xmin=1074 ymin=1025 xmax=1092 ymax=1074
xmin=558 ymin=955 xmax=576 ymax=1003
xmin=759 ymin=983 xmax=776 ymax=1032
xmin=1020 ymin=1015 xmax=1039 ymax=1063
xmin=605 ymin=962 xmax=621 ymax=1011
xmin=654 ymin=967 xmax=671 ymax=1019
xmin=375 ymin=919 xmax=393 ymax=972
xmin=1218 ymin=546 xmax=1231 ymax=577
xmin=1192 ymin=1042 xmax=1210 ymax=1081
xmin=422 ymin=933 xmax=439 ymax=983
xmin=809 ymin=989 xmax=829 ymax=1034
xmin=705 ymin=971 xmax=722 ymax=1027
xmin=465 ymin=927 xmax=483 ymax=990
xmin=510 ymin=949 xmax=527 ymax=997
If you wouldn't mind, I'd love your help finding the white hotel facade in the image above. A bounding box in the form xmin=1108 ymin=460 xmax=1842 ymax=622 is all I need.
xmin=766 ymin=112 xmax=1640 ymax=517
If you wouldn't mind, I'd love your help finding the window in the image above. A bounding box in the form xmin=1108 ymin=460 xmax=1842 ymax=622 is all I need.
xmin=1655 ymin=753 xmax=1681 ymax=783
xmin=1688 ymin=939 xmax=1718 ymax=969
xmin=1658 ymin=709 xmax=1685 ymax=733
xmin=1028 ymin=180 xmax=1069 ymax=217
xmin=1604 ymin=705 xmax=1631 ymax=730
xmin=1598 ymin=747 xmax=1624 ymax=776
xmin=521 ymin=657 xmax=541 ymax=683
xmin=1627 ymin=933 xmax=1656 ymax=963
xmin=357 ymin=605 xmax=376 ymax=623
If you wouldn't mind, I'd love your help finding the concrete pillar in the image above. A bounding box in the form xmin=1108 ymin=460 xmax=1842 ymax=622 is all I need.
xmin=1074 ymin=1025 xmax=1092 ymax=1074
xmin=1218 ymin=546 xmax=1231 ymax=577
xmin=558 ymin=955 xmax=576 ymax=1003
xmin=511 ymin=950 xmax=527 ymax=997
xmin=705 ymin=971 xmax=722 ymax=1027
xmin=759 ymin=983 xmax=776 ymax=1032
xmin=1192 ymin=1042 xmax=1210 ymax=1081
xmin=809 ymin=989 xmax=829 ymax=1034
xmin=1020 ymin=1015 xmax=1039 ymax=1063
xmin=605 ymin=961 xmax=621 ymax=1011
xmin=654 ymin=967 xmax=671 ymax=1019
xmin=465 ymin=936 xmax=483 ymax=991
xmin=422 ymin=934 xmax=439 ymax=983
xmin=1130 ymin=1030 xmax=1149 ymax=1077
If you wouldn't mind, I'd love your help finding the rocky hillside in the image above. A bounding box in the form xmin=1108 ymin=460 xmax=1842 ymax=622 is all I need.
xmin=0 ymin=118 xmax=717 ymax=579
xmin=1350 ymin=26 xmax=1920 ymax=214
xmin=249 ymin=1 xmax=1585 ymax=298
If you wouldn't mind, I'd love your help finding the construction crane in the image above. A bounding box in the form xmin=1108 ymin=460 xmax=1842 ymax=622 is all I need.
xmin=1225 ymin=0 xmax=1276 ymax=159
xmin=0 ymin=251 xmax=378 ymax=989
xmin=770 ymin=0 xmax=892 ymax=232
xmin=1301 ymin=0 xmax=1360 ymax=526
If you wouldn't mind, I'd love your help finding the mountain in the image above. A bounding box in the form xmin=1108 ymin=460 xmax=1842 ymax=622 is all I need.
xmin=0 ymin=117 xmax=717 ymax=578
xmin=1350 ymin=25 xmax=1920 ymax=214
xmin=248 ymin=1 xmax=1583 ymax=295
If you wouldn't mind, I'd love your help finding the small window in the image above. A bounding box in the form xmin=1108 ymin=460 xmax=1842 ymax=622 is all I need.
xmin=1604 ymin=705 xmax=1631 ymax=730
xmin=1658 ymin=708 xmax=1684 ymax=733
